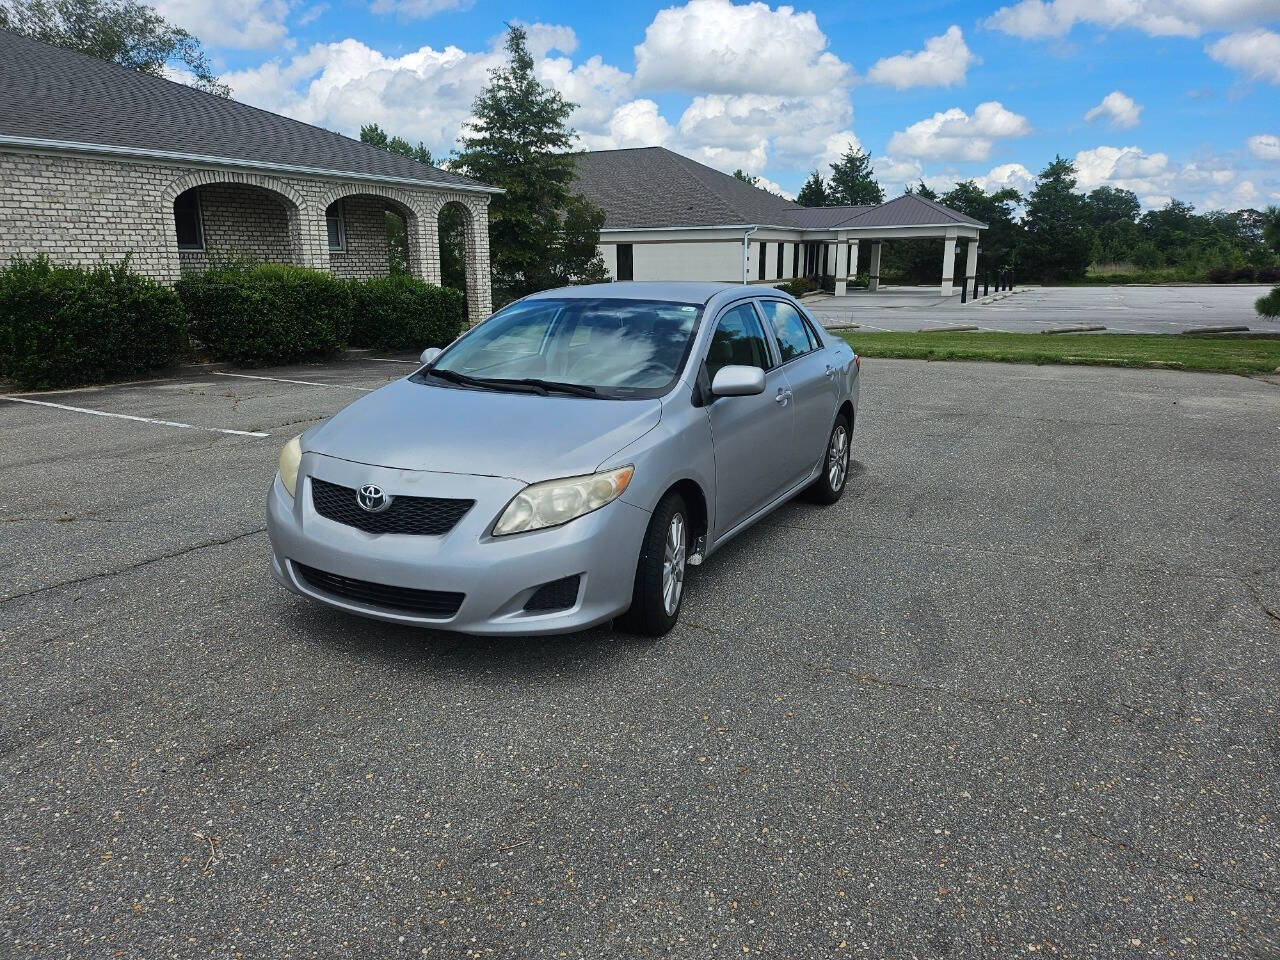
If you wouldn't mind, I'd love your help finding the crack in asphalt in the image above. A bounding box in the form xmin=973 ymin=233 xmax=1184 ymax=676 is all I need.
xmin=0 ymin=526 xmax=268 ymax=605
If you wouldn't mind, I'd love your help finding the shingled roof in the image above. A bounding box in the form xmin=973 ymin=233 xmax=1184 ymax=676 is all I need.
xmin=572 ymin=147 xmax=986 ymax=232
xmin=0 ymin=28 xmax=494 ymax=193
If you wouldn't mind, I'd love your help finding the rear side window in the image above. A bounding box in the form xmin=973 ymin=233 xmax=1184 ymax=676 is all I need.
xmin=706 ymin=303 xmax=771 ymax=381
xmin=759 ymin=300 xmax=815 ymax=362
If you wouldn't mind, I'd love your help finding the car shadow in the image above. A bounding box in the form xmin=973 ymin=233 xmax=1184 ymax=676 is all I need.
xmin=280 ymin=600 xmax=655 ymax=683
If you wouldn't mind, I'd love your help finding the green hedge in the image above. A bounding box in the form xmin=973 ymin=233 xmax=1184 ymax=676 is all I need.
xmin=1256 ymin=286 xmax=1280 ymax=319
xmin=0 ymin=257 xmax=187 ymax=390
xmin=177 ymin=263 xmax=352 ymax=365
xmin=349 ymin=274 xmax=465 ymax=349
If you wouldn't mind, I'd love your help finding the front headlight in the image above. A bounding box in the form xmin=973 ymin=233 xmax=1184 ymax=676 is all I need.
xmin=278 ymin=435 xmax=302 ymax=498
xmin=493 ymin=465 xmax=634 ymax=536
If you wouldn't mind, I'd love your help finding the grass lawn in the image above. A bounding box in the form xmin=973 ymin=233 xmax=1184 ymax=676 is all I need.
xmin=834 ymin=331 xmax=1280 ymax=377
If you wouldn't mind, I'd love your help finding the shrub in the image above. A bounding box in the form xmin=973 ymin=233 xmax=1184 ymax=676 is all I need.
xmin=774 ymin=277 xmax=819 ymax=298
xmin=1257 ymin=265 xmax=1280 ymax=284
xmin=177 ymin=263 xmax=352 ymax=365
xmin=1232 ymin=266 xmax=1257 ymax=283
xmin=0 ymin=256 xmax=186 ymax=390
xmin=1256 ymin=286 xmax=1280 ymax=319
xmin=1207 ymin=265 xmax=1233 ymax=284
xmin=349 ymin=274 xmax=466 ymax=350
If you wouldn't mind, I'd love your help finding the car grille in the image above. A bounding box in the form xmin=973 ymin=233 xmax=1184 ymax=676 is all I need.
xmin=293 ymin=562 xmax=465 ymax=618
xmin=523 ymin=575 xmax=581 ymax=612
xmin=310 ymin=477 xmax=473 ymax=536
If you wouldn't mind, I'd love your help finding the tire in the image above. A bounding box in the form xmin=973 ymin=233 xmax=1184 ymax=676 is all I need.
xmin=804 ymin=414 xmax=851 ymax=505
xmin=615 ymin=492 xmax=689 ymax=637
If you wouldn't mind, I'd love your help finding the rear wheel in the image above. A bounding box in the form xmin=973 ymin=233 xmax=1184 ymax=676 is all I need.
xmin=804 ymin=414 xmax=851 ymax=504
xmin=615 ymin=492 xmax=688 ymax=636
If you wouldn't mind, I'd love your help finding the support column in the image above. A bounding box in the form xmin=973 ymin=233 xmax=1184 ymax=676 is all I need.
xmin=964 ymin=240 xmax=979 ymax=300
xmin=868 ymin=240 xmax=882 ymax=292
xmin=834 ymin=231 xmax=848 ymax=296
xmin=940 ymin=231 xmax=957 ymax=297
xmin=295 ymin=205 xmax=331 ymax=271
xmin=849 ymin=239 xmax=859 ymax=282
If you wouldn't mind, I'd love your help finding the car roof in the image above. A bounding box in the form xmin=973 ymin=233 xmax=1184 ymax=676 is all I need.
xmin=523 ymin=281 xmax=766 ymax=304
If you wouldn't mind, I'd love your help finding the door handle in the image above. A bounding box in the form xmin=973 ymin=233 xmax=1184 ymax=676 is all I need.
xmin=775 ymin=388 xmax=792 ymax=405
xmin=824 ymin=364 xmax=837 ymax=379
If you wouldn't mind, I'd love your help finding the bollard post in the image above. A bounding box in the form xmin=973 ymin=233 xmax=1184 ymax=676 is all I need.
xmin=960 ymin=278 xmax=967 ymax=303
xmin=983 ymin=276 xmax=989 ymax=297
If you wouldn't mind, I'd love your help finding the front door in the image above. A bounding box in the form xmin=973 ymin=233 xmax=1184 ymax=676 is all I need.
xmin=704 ymin=302 xmax=794 ymax=536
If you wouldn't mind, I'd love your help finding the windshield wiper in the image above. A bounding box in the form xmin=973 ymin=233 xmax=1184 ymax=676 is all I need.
xmin=502 ymin=378 xmax=599 ymax=398
xmin=428 ymin=368 xmax=546 ymax=395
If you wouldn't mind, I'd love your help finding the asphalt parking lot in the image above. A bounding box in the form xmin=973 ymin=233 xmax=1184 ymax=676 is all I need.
xmin=2 ymin=355 xmax=1278 ymax=958
xmin=807 ymin=284 xmax=1273 ymax=335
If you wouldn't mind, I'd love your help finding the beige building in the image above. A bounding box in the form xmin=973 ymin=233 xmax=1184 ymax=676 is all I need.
xmin=573 ymin=147 xmax=987 ymax=298
xmin=0 ymin=29 xmax=498 ymax=319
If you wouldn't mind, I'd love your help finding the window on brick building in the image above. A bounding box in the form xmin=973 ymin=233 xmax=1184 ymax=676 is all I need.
xmin=173 ymin=189 xmax=203 ymax=250
xmin=326 ymin=201 xmax=346 ymax=251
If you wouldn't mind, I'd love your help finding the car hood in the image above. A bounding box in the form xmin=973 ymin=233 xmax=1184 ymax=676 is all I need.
xmin=303 ymin=378 xmax=662 ymax=483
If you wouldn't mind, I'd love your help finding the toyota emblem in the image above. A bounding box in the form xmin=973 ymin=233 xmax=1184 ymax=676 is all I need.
xmin=356 ymin=484 xmax=391 ymax=513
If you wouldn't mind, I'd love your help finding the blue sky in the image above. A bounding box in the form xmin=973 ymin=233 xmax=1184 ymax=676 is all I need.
xmin=161 ymin=0 xmax=1280 ymax=210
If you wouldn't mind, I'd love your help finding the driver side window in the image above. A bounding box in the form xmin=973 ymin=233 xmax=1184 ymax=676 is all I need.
xmin=705 ymin=303 xmax=771 ymax=382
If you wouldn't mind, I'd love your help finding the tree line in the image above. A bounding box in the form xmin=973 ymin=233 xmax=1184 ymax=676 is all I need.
xmin=796 ymin=152 xmax=1280 ymax=284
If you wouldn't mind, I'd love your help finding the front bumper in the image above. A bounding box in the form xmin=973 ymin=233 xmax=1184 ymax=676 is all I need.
xmin=266 ymin=453 xmax=652 ymax=635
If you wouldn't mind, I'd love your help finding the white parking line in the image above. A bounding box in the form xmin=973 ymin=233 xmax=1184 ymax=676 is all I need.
xmin=2 ymin=396 xmax=269 ymax=437
xmin=212 ymin=371 xmax=372 ymax=392
xmin=364 ymin=357 xmax=420 ymax=364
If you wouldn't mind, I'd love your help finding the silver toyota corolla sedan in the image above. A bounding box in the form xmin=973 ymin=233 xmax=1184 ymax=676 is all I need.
xmin=267 ymin=281 xmax=860 ymax=636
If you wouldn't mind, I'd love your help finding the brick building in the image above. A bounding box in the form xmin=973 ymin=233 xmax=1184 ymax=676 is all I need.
xmin=0 ymin=29 xmax=498 ymax=320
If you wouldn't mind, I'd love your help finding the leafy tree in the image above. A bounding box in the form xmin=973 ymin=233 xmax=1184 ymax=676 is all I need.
xmin=1259 ymin=206 xmax=1280 ymax=256
xmin=828 ymin=146 xmax=884 ymax=206
xmin=453 ymin=24 xmax=607 ymax=301
xmin=941 ymin=181 xmax=1023 ymax=275
xmin=907 ymin=180 xmax=938 ymax=200
xmin=1021 ymin=156 xmax=1095 ymax=282
xmin=359 ymin=123 xmax=434 ymax=166
xmin=0 ymin=0 xmax=229 ymax=95
xmin=732 ymin=169 xmax=759 ymax=186
xmin=796 ymin=170 xmax=829 ymax=207
xmin=1085 ymin=186 xmax=1140 ymax=229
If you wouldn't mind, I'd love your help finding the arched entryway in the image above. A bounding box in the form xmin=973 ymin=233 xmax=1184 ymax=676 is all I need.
xmin=169 ymin=181 xmax=303 ymax=274
xmin=324 ymin=193 xmax=422 ymax=279
xmin=435 ymin=199 xmax=489 ymax=322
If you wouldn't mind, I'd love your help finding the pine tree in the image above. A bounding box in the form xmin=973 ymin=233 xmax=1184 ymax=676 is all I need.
xmin=1022 ymin=156 xmax=1095 ymax=282
xmin=360 ymin=123 xmax=433 ymax=166
xmin=453 ymin=24 xmax=606 ymax=300
xmin=828 ymin=146 xmax=884 ymax=206
xmin=796 ymin=170 xmax=829 ymax=207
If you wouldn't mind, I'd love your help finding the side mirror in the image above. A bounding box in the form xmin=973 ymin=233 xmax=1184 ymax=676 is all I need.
xmin=710 ymin=365 xmax=766 ymax=397
xmin=420 ymin=346 xmax=442 ymax=365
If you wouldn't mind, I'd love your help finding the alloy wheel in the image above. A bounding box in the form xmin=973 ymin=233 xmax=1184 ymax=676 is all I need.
xmin=661 ymin=512 xmax=687 ymax=615
xmin=828 ymin=424 xmax=848 ymax=492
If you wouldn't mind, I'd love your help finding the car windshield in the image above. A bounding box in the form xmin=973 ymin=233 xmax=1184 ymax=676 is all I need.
xmin=425 ymin=297 xmax=703 ymax=398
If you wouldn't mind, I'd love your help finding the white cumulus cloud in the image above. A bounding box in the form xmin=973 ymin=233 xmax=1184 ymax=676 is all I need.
xmin=153 ymin=0 xmax=290 ymax=48
xmin=1084 ymin=91 xmax=1143 ymax=129
xmin=888 ymin=101 xmax=1031 ymax=162
xmin=633 ymin=0 xmax=851 ymax=95
xmin=1073 ymin=144 xmax=1263 ymax=210
xmin=1248 ymin=134 xmax=1280 ymax=160
xmin=1207 ymin=29 xmax=1280 ymax=83
xmin=866 ymin=26 xmax=980 ymax=90
xmin=984 ymin=0 xmax=1280 ymax=39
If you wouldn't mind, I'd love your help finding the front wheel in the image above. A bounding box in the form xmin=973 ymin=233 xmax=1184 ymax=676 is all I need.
xmin=615 ymin=492 xmax=688 ymax=637
xmin=804 ymin=415 xmax=851 ymax=504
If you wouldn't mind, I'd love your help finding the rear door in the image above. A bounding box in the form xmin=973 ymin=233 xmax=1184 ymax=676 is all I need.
xmin=757 ymin=298 xmax=838 ymax=484
xmin=704 ymin=301 xmax=795 ymax=536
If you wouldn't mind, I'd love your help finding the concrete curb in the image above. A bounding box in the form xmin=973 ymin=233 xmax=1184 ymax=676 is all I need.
xmin=1042 ymin=325 xmax=1107 ymax=334
xmin=917 ymin=324 xmax=979 ymax=333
